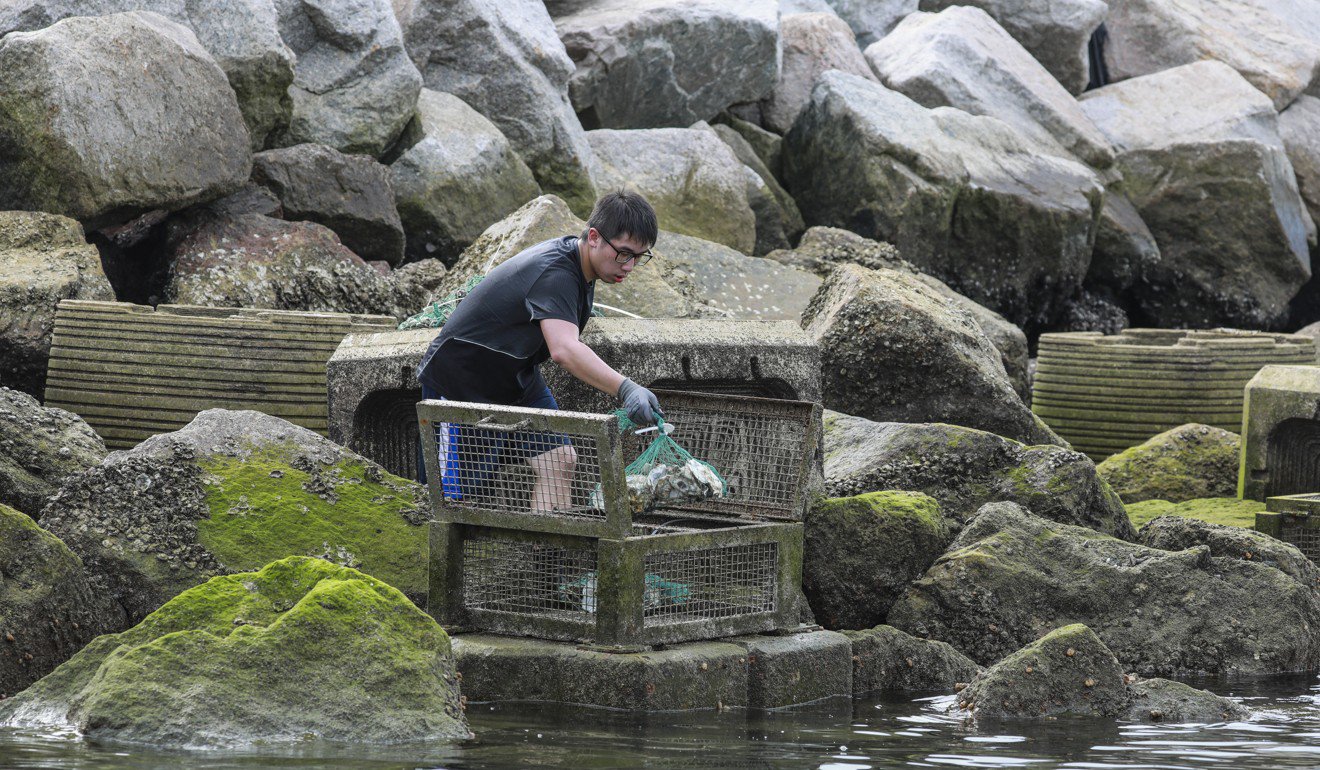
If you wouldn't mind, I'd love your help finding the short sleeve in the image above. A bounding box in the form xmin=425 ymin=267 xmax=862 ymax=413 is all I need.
xmin=525 ymin=265 xmax=581 ymax=324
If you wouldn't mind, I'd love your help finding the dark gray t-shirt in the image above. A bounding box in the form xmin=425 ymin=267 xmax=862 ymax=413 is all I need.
xmin=417 ymin=236 xmax=595 ymax=404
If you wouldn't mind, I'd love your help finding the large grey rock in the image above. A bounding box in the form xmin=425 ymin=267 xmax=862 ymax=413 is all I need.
xmin=0 ymin=0 xmax=294 ymax=150
xmin=843 ymin=625 xmax=981 ymax=694
xmin=918 ymin=0 xmax=1106 ymax=95
xmin=890 ymin=502 xmax=1320 ymax=676
xmin=824 ymin=411 xmax=1134 ymax=538
xmin=1281 ymin=95 xmax=1320 ymax=230
xmin=437 ymin=195 xmax=697 ymax=319
xmin=588 ymin=126 xmax=757 ymax=253
xmin=389 ymin=90 xmax=541 ymax=266
xmin=1122 ymin=677 xmax=1252 ymax=723
xmin=764 ymin=12 xmax=876 ymax=136
xmin=654 ymin=230 xmax=820 ymax=319
xmin=825 ymin=0 xmax=918 ymax=47
xmin=273 ymin=0 xmax=420 ymax=156
xmin=161 ymin=210 xmax=415 ymax=318
xmin=865 ymin=6 xmax=1114 ymax=168
xmin=1137 ymin=516 xmax=1320 ymax=588
xmin=0 ymin=12 xmax=251 ymax=229
xmin=784 ymin=71 xmax=1103 ymax=332
xmin=1095 ymin=424 xmax=1241 ymax=504
xmin=557 ymin=0 xmax=780 ymax=130
xmin=1104 ymin=0 xmax=1320 ymax=111
xmin=714 ymin=114 xmax=784 ymax=179
xmin=251 ymin=144 xmax=405 ymax=265
xmin=0 ymin=213 xmax=114 ymax=397
xmin=0 ymin=504 xmax=124 ymax=698
xmin=1089 ymin=190 xmax=1161 ymax=297
xmin=397 ymin=0 xmax=597 ymax=215
xmin=803 ymin=264 xmax=1057 ymax=446
xmin=38 ymin=409 xmax=431 ymax=625
xmin=0 ymin=388 xmax=106 ymax=519
xmin=958 ymin=624 xmax=1131 ymax=719
xmin=711 ymin=123 xmax=804 ymax=255
xmin=1080 ymin=61 xmax=1313 ymax=328
xmin=804 ymin=491 xmax=953 ymax=630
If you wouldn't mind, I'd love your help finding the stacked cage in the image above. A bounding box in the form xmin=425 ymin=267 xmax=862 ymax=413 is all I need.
xmin=1259 ymin=494 xmax=1320 ymax=563
xmin=418 ymin=390 xmax=820 ymax=646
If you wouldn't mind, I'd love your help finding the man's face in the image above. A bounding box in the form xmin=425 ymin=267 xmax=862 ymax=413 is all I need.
xmin=587 ymin=228 xmax=651 ymax=284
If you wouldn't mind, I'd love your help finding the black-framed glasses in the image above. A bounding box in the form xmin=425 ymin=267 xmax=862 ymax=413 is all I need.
xmin=602 ymin=235 xmax=654 ymax=266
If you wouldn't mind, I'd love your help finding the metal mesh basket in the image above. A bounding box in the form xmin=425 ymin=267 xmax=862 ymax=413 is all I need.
xmin=1261 ymin=494 xmax=1320 ymax=563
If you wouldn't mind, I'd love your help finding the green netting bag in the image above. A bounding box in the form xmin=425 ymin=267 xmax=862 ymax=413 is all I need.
xmin=614 ymin=410 xmax=727 ymax=513
xmin=398 ymin=275 xmax=484 ymax=330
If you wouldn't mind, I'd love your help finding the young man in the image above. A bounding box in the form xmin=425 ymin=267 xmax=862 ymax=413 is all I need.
xmin=416 ymin=191 xmax=664 ymax=511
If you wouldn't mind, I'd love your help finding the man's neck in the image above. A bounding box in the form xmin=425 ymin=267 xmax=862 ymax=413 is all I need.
xmin=578 ymin=236 xmax=597 ymax=282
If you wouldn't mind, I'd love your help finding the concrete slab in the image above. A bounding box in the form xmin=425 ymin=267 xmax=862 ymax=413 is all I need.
xmin=728 ymin=630 xmax=852 ymax=709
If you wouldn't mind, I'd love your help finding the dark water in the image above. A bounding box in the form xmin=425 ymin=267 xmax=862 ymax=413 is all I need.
xmin=0 ymin=675 xmax=1317 ymax=769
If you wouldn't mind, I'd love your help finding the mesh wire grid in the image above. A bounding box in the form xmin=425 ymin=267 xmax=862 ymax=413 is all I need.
xmin=625 ymin=393 xmax=812 ymax=519
xmin=462 ymin=534 xmax=599 ymax=618
xmin=641 ymin=542 xmax=778 ymax=626
xmin=1280 ymin=518 xmax=1320 ymax=563
xmin=433 ymin=421 xmax=605 ymax=520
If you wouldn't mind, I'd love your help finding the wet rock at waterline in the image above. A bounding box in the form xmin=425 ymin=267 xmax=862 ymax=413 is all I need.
xmin=889 ymin=502 xmax=1320 ymax=677
xmin=0 ymin=388 xmax=106 ymax=519
xmin=0 ymin=557 xmax=469 ymax=747
xmin=1122 ymin=676 xmax=1252 ymax=723
xmin=0 ymin=12 xmax=251 ymax=228
xmin=843 ymin=624 xmax=981 ymax=695
xmin=251 ymin=144 xmax=405 ymax=266
xmin=0 ymin=212 xmax=114 ymax=397
xmin=803 ymin=265 xmax=1057 ymax=446
xmin=823 ymin=412 xmax=1133 ymax=539
xmin=38 ymin=409 xmax=430 ymax=624
xmin=0 ymin=504 xmax=123 ymax=697
xmin=389 ymin=90 xmax=542 ymax=266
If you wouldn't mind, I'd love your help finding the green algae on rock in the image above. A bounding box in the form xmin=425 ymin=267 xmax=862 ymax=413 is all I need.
xmin=0 ymin=557 xmax=469 ymax=747
xmin=0 ymin=504 xmax=122 ymax=697
xmin=804 ymin=491 xmax=953 ymax=630
xmin=1096 ymin=424 xmax=1241 ymax=504
xmin=1125 ymin=497 xmax=1264 ymax=530
xmin=40 ymin=409 xmax=429 ymax=625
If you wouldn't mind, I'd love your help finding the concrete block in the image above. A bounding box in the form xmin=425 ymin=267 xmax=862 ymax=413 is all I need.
xmin=1032 ymin=329 xmax=1315 ymax=461
xmin=1241 ymin=366 xmax=1320 ymax=500
xmin=728 ymin=630 xmax=852 ymax=708
xmin=843 ymin=625 xmax=981 ymax=696
xmin=44 ymin=300 xmax=394 ymax=449
xmin=452 ymin=634 xmax=750 ymax=711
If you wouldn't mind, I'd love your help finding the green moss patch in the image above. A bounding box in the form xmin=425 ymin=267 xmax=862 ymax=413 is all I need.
xmin=0 ymin=557 xmax=468 ymax=747
xmin=195 ymin=445 xmax=427 ymax=598
xmin=1126 ymin=496 xmax=1264 ymax=529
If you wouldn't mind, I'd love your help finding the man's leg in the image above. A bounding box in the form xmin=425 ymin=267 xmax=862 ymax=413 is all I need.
xmin=521 ymin=385 xmax=577 ymax=513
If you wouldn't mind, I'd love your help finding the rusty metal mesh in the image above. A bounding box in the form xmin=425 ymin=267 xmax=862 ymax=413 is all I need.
xmin=461 ymin=534 xmax=598 ymax=619
xmin=641 ymin=542 xmax=778 ymax=626
xmin=1281 ymin=517 xmax=1320 ymax=563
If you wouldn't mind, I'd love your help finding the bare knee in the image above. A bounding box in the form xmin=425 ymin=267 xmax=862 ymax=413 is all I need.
xmin=532 ymin=445 xmax=577 ymax=478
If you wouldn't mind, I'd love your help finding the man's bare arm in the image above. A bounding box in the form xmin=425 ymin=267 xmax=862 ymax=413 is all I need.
xmin=541 ymin=318 xmax=625 ymax=396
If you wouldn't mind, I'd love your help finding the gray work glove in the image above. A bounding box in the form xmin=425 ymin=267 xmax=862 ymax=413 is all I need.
xmin=618 ymin=378 xmax=662 ymax=427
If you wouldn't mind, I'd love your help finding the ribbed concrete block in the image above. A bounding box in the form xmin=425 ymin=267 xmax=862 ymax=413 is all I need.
xmin=327 ymin=318 xmax=823 ymax=479
xmin=1241 ymin=366 xmax=1320 ymax=501
xmin=1032 ymin=329 xmax=1315 ymax=461
xmin=45 ymin=300 xmax=394 ymax=449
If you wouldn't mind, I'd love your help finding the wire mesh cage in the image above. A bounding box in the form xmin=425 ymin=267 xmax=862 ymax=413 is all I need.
xmin=1260 ymin=494 xmax=1320 ymax=563
xmin=418 ymin=391 xmax=819 ymax=645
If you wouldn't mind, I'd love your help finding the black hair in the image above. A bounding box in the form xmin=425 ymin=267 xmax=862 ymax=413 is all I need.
xmin=582 ymin=190 xmax=658 ymax=248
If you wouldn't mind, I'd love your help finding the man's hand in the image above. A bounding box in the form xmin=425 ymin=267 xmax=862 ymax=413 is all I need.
xmin=618 ymin=378 xmax=662 ymax=426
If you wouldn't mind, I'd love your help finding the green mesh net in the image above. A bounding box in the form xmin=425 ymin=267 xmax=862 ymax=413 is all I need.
xmin=614 ymin=410 xmax=728 ymax=501
xmin=398 ymin=275 xmax=484 ymax=330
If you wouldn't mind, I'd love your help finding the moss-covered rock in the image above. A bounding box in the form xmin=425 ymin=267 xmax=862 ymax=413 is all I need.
xmin=824 ymin=410 xmax=1134 ymax=539
xmin=843 ymin=625 xmax=981 ymax=695
xmin=1122 ymin=676 xmax=1251 ymax=723
xmin=958 ymin=624 xmax=1130 ymax=719
xmin=804 ymin=491 xmax=953 ymax=629
xmin=0 ymin=504 xmax=122 ymax=697
xmin=40 ymin=409 xmax=429 ymax=625
xmin=889 ymin=502 xmax=1320 ymax=677
xmin=0 ymin=387 xmax=106 ymax=518
xmin=1097 ymin=424 xmax=1241 ymax=503
xmin=1139 ymin=515 xmax=1319 ymax=587
xmin=0 ymin=557 xmax=469 ymax=747
xmin=1125 ymin=497 xmax=1263 ymax=530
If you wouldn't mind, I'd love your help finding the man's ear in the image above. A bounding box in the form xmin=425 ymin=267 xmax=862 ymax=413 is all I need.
xmin=586 ymin=227 xmax=599 ymax=246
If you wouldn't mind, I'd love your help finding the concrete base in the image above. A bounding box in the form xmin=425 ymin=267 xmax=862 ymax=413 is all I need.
xmin=453 ymin=628 xmax=852 ymax=711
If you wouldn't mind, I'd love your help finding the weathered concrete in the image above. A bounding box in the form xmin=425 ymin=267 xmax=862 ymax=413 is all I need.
xmin=843 ymin=625 xmax=980 ymax=695
xmin=1033 ymin=330 xmax=1315 ymax=462
xmin=729 ymin=631 xmax=853 ymax=709
xmin=1240 ymin=365 xmax=1320 ymax=500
